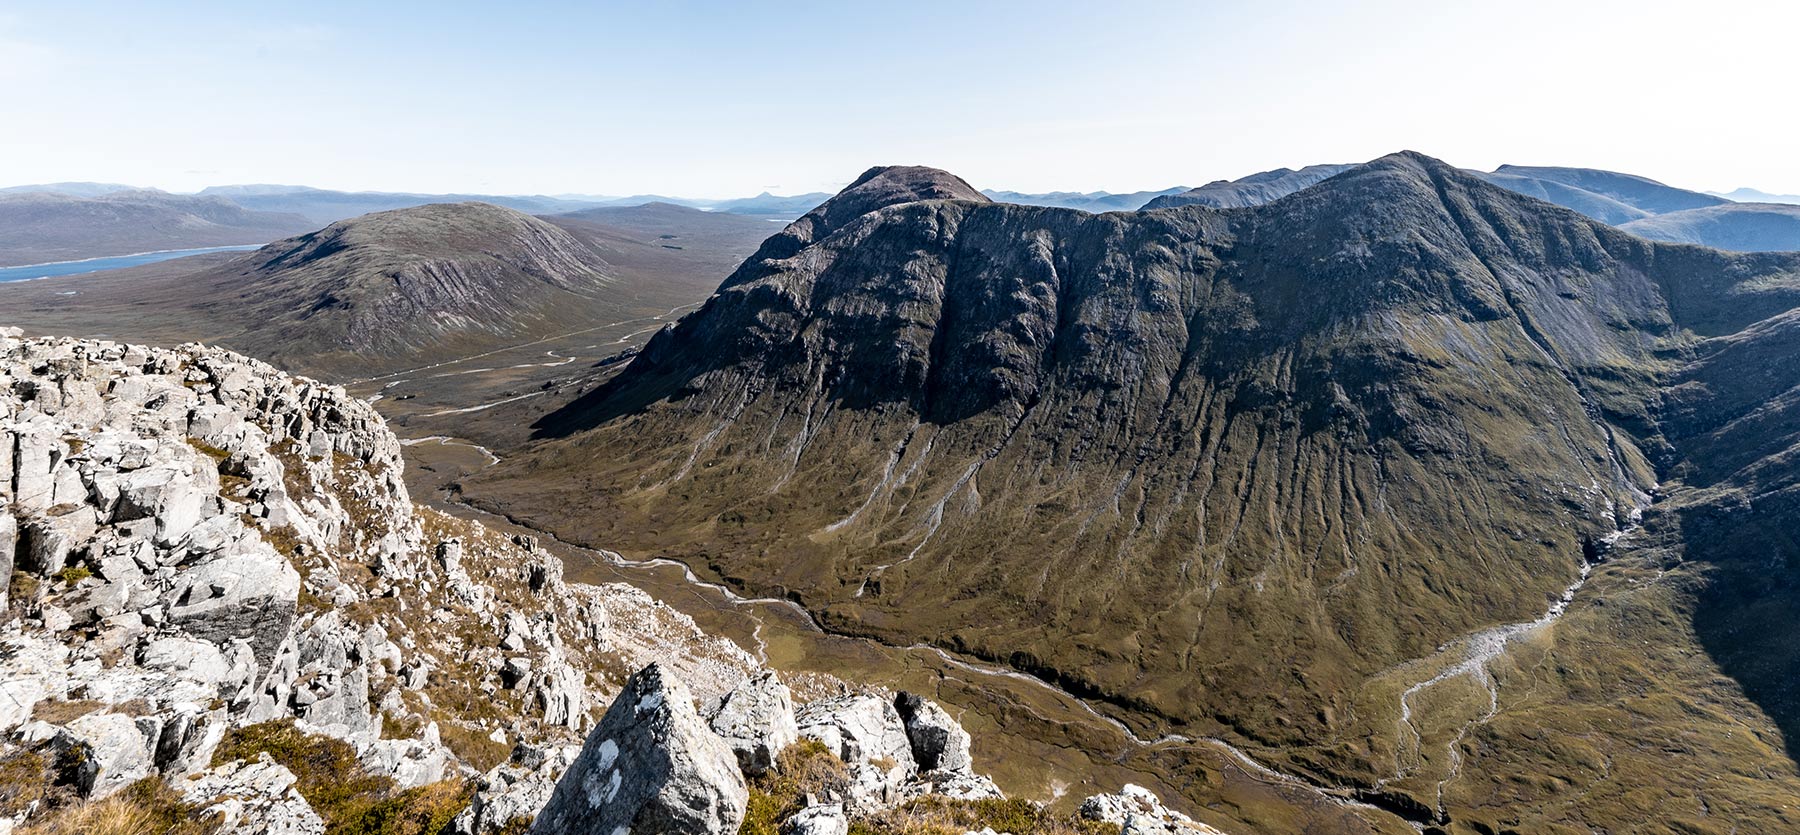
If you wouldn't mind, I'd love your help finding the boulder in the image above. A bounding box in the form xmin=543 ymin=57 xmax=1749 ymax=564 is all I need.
xmin=114 ymin=461 xmax=211 ymax=545
xmin=532 ymin=662 xmax=746 ymax=835
xmin=1079 ymin=784 xmax=1231 ymax=835
xmin=783 ymin=803 xmax=849 ymax=835
xmin=894 ymin=692 xmax=973 ymax=774
xmin=183 ymin=755 xmax=327 ymax=835
xmin=150 ymin=703 xmax=226 ymax=775
xmin=795 ymin=693 xmax=916 ymax=774
xmin=58 ymin=712 xmax=154 ymax=798
xmin=10 ymin=416 xmax=63 ymax=513
xmin=452 ymin=745 xmax=579 ymax=835
xmin=796 ymin=693 xmax=918 ymax=811
xmin=164 ymin=543 xmax=300 ymax=663
xmin=708 ymin=671 xmax=798 ymax=775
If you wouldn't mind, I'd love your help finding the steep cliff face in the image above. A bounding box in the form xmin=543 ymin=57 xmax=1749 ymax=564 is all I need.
xmin=468 ymin=153 xmax=1800 ymax=830
xmin=187 ymin=202 xmax=616 ymax=376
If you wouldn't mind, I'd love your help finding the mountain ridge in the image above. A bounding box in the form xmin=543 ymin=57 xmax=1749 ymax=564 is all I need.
xmin=459 ymin=150 xmax=1800 ymax=832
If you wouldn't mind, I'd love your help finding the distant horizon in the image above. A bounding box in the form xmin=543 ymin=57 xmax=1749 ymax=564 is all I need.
xmin=3 ymin=1 xmax=1796 ymax=198
xmin=4 ymin=151 xmax=1796 ymax=206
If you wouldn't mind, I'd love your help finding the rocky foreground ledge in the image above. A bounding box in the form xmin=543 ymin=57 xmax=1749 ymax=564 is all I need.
xmin=0 ymin=329 xmax=1224 ymax=835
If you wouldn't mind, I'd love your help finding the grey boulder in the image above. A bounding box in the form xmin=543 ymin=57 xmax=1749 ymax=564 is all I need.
xmin=532 ymin=662 xmax=746 ymax=835
xmin=894 ymin=692 xmax=973 ymax=775
xmin=707 ymin=671 xmax=798 ymax=775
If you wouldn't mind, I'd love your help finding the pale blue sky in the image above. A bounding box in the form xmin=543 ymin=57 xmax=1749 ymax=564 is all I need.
xmin=1 ymin=0 xmax=1793 ymax=197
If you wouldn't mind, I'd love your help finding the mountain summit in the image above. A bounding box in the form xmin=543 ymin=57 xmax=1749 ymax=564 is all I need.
xmin=467 ymin=151 xmax=1800 ymax=832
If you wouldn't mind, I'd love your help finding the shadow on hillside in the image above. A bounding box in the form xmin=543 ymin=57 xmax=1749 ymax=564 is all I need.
xmin=1687 ymin=488 xmax=1800 ymax=763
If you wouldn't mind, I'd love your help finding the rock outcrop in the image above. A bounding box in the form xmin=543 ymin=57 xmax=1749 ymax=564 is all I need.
xmin=707 ymin=670 xmax=798 ymax=775
xmin=1080 ymin=784 xmax=1232 ymax=835
xmin=0 ymin=333 xmax=755 ymax=832
xmin=532 ymin=663 xmax=746 ymax=835
xmin=1 ymin=331 xmax=1068 ymax=835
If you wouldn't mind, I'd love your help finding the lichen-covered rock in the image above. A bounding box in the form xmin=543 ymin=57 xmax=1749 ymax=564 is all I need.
xmin=708 ymin=671 xmax=798 ymax=775
xmin=533 ymin=663 xmax=746 ymax=835
xmin=796 ymin=692 xmax=917 ymax=810
xmin=894 ymin=692 xmax=972 ymax=775
xmin=783 ymin=803 xmax=849 ymax=835
xmin=183 ymin=755 xmax=327 ymax=835
xmin=56 ymin=712 xmax=154 ymax=798
xmin=1080 ymin=784 xmax=1232 ymax=835
xmin=452 ymin=744 xmax=579 ymax=835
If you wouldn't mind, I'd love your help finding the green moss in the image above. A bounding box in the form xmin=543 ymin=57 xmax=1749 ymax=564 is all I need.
xmin=53 ymin=566 xmax=90 ymax=587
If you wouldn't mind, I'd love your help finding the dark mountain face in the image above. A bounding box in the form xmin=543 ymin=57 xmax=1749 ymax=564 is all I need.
xmin=0 ymin=189 xmax=313 ymax=266
xmin=1142 ymin=164 xmax=1355 ymax=209
xmin=188 ymin=202 xmax=615 ymax=375
xmin=468 ymin=153 xmax=1800 ymax=831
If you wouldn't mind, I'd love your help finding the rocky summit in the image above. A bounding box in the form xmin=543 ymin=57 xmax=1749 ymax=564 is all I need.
xmin=0 ymin=329 xmax=1175 ymax=835
xmin=466 ymin=152 xmax=1800 ymax=833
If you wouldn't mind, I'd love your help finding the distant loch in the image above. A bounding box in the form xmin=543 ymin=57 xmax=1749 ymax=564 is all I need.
xmin=0 ymin=245 xmax=261 ymax=283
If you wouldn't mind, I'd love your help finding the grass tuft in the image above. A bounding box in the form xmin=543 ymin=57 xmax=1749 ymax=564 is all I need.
xmin=213 ymin=720 xmax=471 ymax=835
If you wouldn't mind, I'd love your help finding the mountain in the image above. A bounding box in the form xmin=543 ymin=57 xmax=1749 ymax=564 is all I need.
xmin=172 ymin=202 xmax=619 ymax=375
xmin=464 ymin=153 xmax=1800 ymax=832
xmin=707 ymin=190 xmax=835 ymax=216
xmin=1142 ymin=164 xmax=1353 ymax=208
xmin=1469 ymin=169 xmax=1655 ymax=224
xmin=196 ymin=184 xmax=609 ymax=226
xmin=549 ymin=201 xmax=784 ymax=251
xmin=1713 ymin=186 xmax=1800 ymax=205
xmin=0 ymin=189 xmax=313 ymax=266
xmin=983 ymin=186 xmax=1189 ymax=212
xmin=1483 ymin=164 xmax=1728 ymax=215
xmin=1620 ymin=202 xmax=1800 ymax=251
xmin=0 ymin=181 xmax=138 ymax=197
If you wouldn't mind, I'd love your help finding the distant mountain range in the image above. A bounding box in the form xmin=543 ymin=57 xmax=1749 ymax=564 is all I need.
xmin=7 ymin=161 xmax=1798 ymax=269
xmin=1712 ymin=186 xmax=1800 ymax=205
xmin=0 ymin=189 xmax=314 ymax=266
xmin=1142 ymin=164 xmax=1354 ymax=209
xmin=1146 ymin=162 xmax=1800 ymax=252
xmin=981 ymin=186 xmax=1189 ymax=212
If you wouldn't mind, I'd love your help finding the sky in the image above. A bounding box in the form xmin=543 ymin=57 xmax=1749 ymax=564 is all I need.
xmin=1 ymin=0 xmax=1795 ymax=198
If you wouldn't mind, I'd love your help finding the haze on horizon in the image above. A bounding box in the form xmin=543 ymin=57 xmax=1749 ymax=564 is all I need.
xmin=1 ymin=0 xmax=1794 ymax=199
